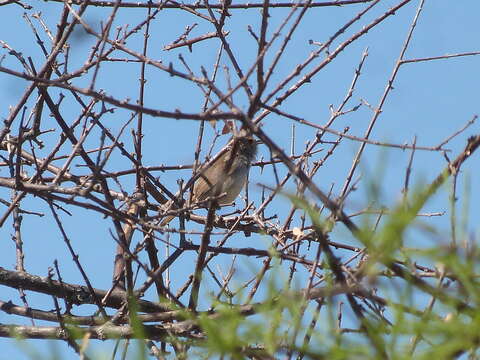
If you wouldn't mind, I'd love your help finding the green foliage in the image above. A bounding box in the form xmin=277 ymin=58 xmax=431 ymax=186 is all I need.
xmin=196 ymin=263 xmax=310 ymax=358
xmin=251 ymin=174 xmax=479 ymax=359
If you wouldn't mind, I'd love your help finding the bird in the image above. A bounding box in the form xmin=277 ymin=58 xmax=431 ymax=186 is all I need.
xmin=160 ymin=132 xmax=257 ymax=226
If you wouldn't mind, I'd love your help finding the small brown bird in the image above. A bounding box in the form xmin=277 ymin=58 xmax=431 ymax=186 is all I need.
xmin=160 ymin=133 xmax=257 ymax=226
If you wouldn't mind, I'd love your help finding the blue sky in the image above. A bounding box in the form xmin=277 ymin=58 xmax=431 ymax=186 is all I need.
xmin=0 ymin=0 xmax=479 ymax=358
